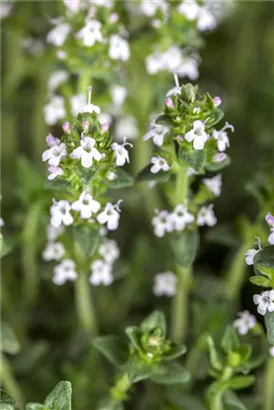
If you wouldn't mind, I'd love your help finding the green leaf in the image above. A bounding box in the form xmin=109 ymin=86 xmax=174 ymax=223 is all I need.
xmin=228 ymin=375 xmax=255 ymax=390
xmin=107 ymin=168 xmax=134 ymax=189
xmin=253 ymin=246 xmax=274 ymax=278
xmin=150 ymin=362 xmax=190 ymax=384
xmin=93 ymin=336 xmax=128 ymax=368
xmin=205 ymin=156 xmax=231 ymax=172
xmin=180 ymin=84 xmax=198 ymax=103
xmin=44 ymin=381 xmax=72 ymax=410
xmin=207 ymin=336 xmax=223 ymax=371
xmin=137 ymin=164 xmax=170 ymax=183
xmin=73 ymin=225 xmax=100 ymax=260
xmin=0 ymin=323 xmax=20 ymax=355
xmin=0 ymin=391 xmax=16 ymax=405
xmin=221 ymin=326 xmax=239 ymax=354
xmin=171 ymin=230 xmax=199 ymax=268
xmin=265 ymin=311 xmax=274 ymax=344
xmin=223 ymin=391 xmax=247 ymax=410
xmin=44 ymin=179 xmax=70 ymax=192
xmin=126 ymin=355 xmax=154 ymax=384
xmin=155 ymin=114 xmax=171 ymax=126
xmin=249 ymin=275 xmax=270 ymax=288
xmin=97 ymin=397 xmax=124 ymax=410
xmin=74 ymin=164 xmax=97 ymax=185
xmin=162 ymin=343 xmax=187 ymax=361
xmin=206 ymin=109 xmax=224 ymax=127
xmin=0 ymin=235 xmax=11 ymax=259
xmin=26 ymin=404 xmax=47 ymax=410
xmin=125 ymin=327 xmax=142 ymax=351
xmin=140 ymin=311 xmax=166 ymax=337
xmin=0 ymin=405 xmax=16 ymax=410
xmin=178 ymin=147 xmax=205 ymax=172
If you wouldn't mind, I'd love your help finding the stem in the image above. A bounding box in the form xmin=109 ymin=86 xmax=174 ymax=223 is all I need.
xmin=110 ymin=372 xmax=132 ymax=403
xmin=171 ymin=164 xmax=190 ymax=341
xmin=0 ymin=354 xmax=24 ymax=407
xmin=264 ymin=357 xmax=274 ymax=410
xmin=78 ymin=69 xmax=91 ymax=96
xmin=74 ymin=272 xmax=98 ymax=336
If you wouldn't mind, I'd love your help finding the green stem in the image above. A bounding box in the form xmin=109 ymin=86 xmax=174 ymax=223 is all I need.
xmin=110 ymin=372 xmax=132 ymax=403
xmin=74 ymin=272 xmax=98 ymax=336
xmin=264 ymin=357 xmax=274 ymax=410
xmin=0 ymin=354 xmax=24 ymax=407
xmin=171 ymin=164 xmax=190 ymax=341
xmin=78 ymin=70 xmax=91 ymax=95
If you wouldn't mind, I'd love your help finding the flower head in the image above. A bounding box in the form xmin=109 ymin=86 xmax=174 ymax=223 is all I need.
xmin=50 ymin=200 xmax=74 ymax=228
xmin=111 ymin=138 xmax=133 ymax=166
xmin=233 ymin=310 xmax=256 ymax=335
xmin=152 ymin=210 xmax=173 ymax=238
xmin=185 ymin=120 xmax=208 ymax=150
xmin=89 ymin=259 xmax=113 ymax=285
xmin=153 ymin=272 xmax=177 ymax=297
xmin=97 ymin=200 xmax=122 ymax=231
xmin=53 ymin=259 xmax=78 ymax=285
xmin=197 ymin=204 xmax=217 ymax=227
xmin=42 ymin=242 xmax=65 ymax=261
xmin=253 ymin=290 xmax=274 ymax=316
xmin=42 ymin=143 xmax=67 ymax=166
xmin=71 ymin=136 xmax=102 ymax=168
xmin=71 ymin=190 xmax=101 ymax=219
xmin=150 ymin=156 xmax=170 ymax=174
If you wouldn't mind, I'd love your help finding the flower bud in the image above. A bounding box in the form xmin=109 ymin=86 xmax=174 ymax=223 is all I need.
xmin=165 ymin=97 xmax=174 ymax=108
xmin=213 ymin=96 xmax=222 ymax=107
xmin=62 ymin=122 xmax=71 ymax=134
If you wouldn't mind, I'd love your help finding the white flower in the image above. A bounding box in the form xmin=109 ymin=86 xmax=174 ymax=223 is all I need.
xmin=42 ymin=242 xmax=65 ymax=261
xmin=150 ymin=156 xmax=169 ymax=174
xmin=70 ymin=93 xmax=86 ymax=116
xmin=71 ymin=190 xmax=101 ymax=219
xmin=50 ymin=200 xmax=74 ymax=228
xmin=212 ymin=122 xmax=234 ymax=152
xmin=152 ymin=210 xmax=173 ymax=238
xmin=139 ymin=0 xmax=168 ymax=16
xmin=97 ymin=201 xmax=122 ymax=231
xmin=197 ymin=204 xmax=217 ymax=227
xmin=153 ymin=271 xmax=177 ymax=297
xmin=99 ymin=239 xmax=119 ymax=264
xmin=99 ymin=112 xmax=112 ymax=128
xmin=0 ymin=2 xmax=13 ymax=19
xmin=214 ymin=153 xmax=227 ymax=163
xmin=145 ymin=52 xmax=165 ymax=75
xmin=111 ymin=138 xmax=133 ymax=167
xmin=110 ymin=85 xmax=128 ymax=107
xmin=245 ymin=248 xmax=258 ymax=266
xmin=0 ymin=217 xmax=5 ymax=229
xmin=203 ymin=174 xmax=222 ymax=197
xmin=233 ymin=310 xmax=256 ymax=335
xmin=63 ymin=0 xmax=81 ymax=13
xmin=109 ymin=35 xmax=130 ymax=61
xmin=77 ymin=19 xmax=103 ymax=47
xmin=163 ymin=46 xmax=183 ymax=73
xmin=115 ymin=116 xmax=138 ymax=141
xmin=177 ymin=57 xmax=199 ymax=80
xmin=44 ymin=95 xmax=66 ymax=125
xmin=185 ymin=120 xmax=208 ymax=150
xmin=177 ymin=0 xmax=200 ymax=20
xmin=46 ymin=134 xmax=59 ymax=147
xmin=47 ymin=23 xmax=71 ymax=47
xmin=144 ymin=119 xmax=169 ymax=147
xmin=71 ymin=136 xmax=102 ymax=168
xmin=82 ymin=102 xmax=101 ymax=114
xmin=269 ymin=347 xmax=274 ymax=358
xmin=268 ymin=229 xmax=274 ymax=245
xmin=53 ymin=259 xmax=78 ymax=285
xmin=169 ymin=204 xmax=195 ymax=231
xmin=47 ymin=225 xmax=64 ymax=241
xmin=48 ymin=70 xmax=69 ymax=93
xmin=42 ymin=143 xmax=67 ymax=166
xmin=48 ymin=165 xmax=64 ymax=180
xmin=197 ymin=8 xmax=216 ymax=32
xmin=253 ymin=290 xmax=274 ymax=316
xmin=89 ymin=259 xmax=113 ymax=286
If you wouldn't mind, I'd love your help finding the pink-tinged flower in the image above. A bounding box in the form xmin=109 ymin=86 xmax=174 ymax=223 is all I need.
xmin=109 ymin=12 xmax=118 ymax=23
xmin=71 ymin=136 xmax=102 ymax=168
xmin=56 ymin=50 xmax=67 ymax=60
xmin=46 ymin=134 xmax=59 ymax=147
xmin=253 ymin=290 xmax=274 ymax=316
xmin=266 ymin=213 xmax=274 ymax=227
xmin=214 ymin=153 xmax=227 ymax=163
xmin=268 ymin=229 xmax=274 ymax=245
xmin=48 ymin=166 xmax=63 ymax=180
xmin=62 ymin=122 xmax=71 ymax=133
xmin=42 ymin=143 xmax=67 ymax=166
xmin=213 ymin=96 xmax=222 ymax=107
xmin=165 ymin=98 xmax=174 ymax=108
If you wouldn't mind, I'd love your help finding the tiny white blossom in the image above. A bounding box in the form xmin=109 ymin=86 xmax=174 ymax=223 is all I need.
xmin=46 ymin=134 xmax=59 ymax=147
xmin=150 ymin=156 xmax=169 ymax=174
xmin=214 ymin=153 xmax=227 ymax=163
xmin=89 ymin=259 xmax=113 ymax=286
xmin=109 ymin=35 xmax=130 ymax=61
xmin=177 ymin=0 xmax=200 ymax=20
xmin=44 ymin=95 xmax=66 ymax=125
xmin=233 ymin=310 xmax=256 ymax=335
xmin=107 ymin=171 xmax=117 ymax=181
xmin=169 ymin=204 xmax=195 ymax=231
xmin=111 ymin=138 xmax=133 ymax=166
xmin=70 ymin=93 xmax=86 ymax=116
xmin=253 ymin=290 xmax=274 ymax=316
xmin=197 ymin=8 xmax=216 ymax=32
xmin=77 ymin=19 xmax=103 ymax=47
xmin=0 ymin=218 xmax=5 ymax=229
xmin=152 ymin=210 xmax=173 ymax=238
xmin=269 ymin=347 xmax=274 ymax=358
xmin=145 ymin=52 xmax=165 ymax=75
xmin=153 ymin=271 xmax=177 ymax=297
xmin=197 ymin=204 xmax=217 ymax=227
xmin=99 ymin=112 xmax=112 ymax=128
xmin=63 ymin=0 xmax=81 ymax=13
xmin=139 ymin=0 xmax=168 ymax=16
xmin=48 ymin=70 xmax=69 ymax=93
xmin=177 ymin=57 xmax=199 ymax=80
xmin=97 ymin=201 xmax=122 ymax=231
xmin=245 ymin=248 xmax=259 ymax=266
xmin=42 ymin=143 xmax=67 ymax=166
xmin=50 ymin=200 xmax=74 ymax=228
xmin=53 ymin=259 xmax=78 ymax=285
xmin=47 ymin=23 xmax=71 ymax=47
xmin=71 ymin=136 xmax=102 ymax=168
xmin=71 ymin=191 xmax=101 ymax=219
xmin=115 ymin=116 xmax=138 ymax=141
xmin=0 ymin=2 xmax=13 ymax=19
xmin=144 ymin=119 xmax=169 ymax=147
xmin=203 ymin=174 xmax=222 ymax=197
xmin=42 ymin=242 xmax=65 ymax=261
xmin=110 ymin=85 xmax=128 ymax=107
xmin=268 ymin=229 xmax=274 ymax=245
xmin=212 ymin=122 xmax=234 ymax=152
xmin=47 ymin=225 xmax=64 ymax=241
xmin=48 ymin=165 xmax=64 ymax=180
xmin=185 ymin=120 xmax=208 ymax=150
xmin=99 ymin=239 xmax=119 ymax=264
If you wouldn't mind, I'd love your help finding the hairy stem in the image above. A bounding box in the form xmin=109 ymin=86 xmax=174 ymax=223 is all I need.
xmin=0 ymin=354 xmax=24 ymax=407
xmin=264 ymin=357 xmax=274 ymax=410
xmin=110 ymin=372 xmax=132 ymax=403
xmin=75 ymin=272 xmax=98 ymax=336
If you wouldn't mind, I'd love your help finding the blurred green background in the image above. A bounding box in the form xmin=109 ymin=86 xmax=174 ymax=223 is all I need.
xmin=1 ymin=1 xmax=274 ymax=409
